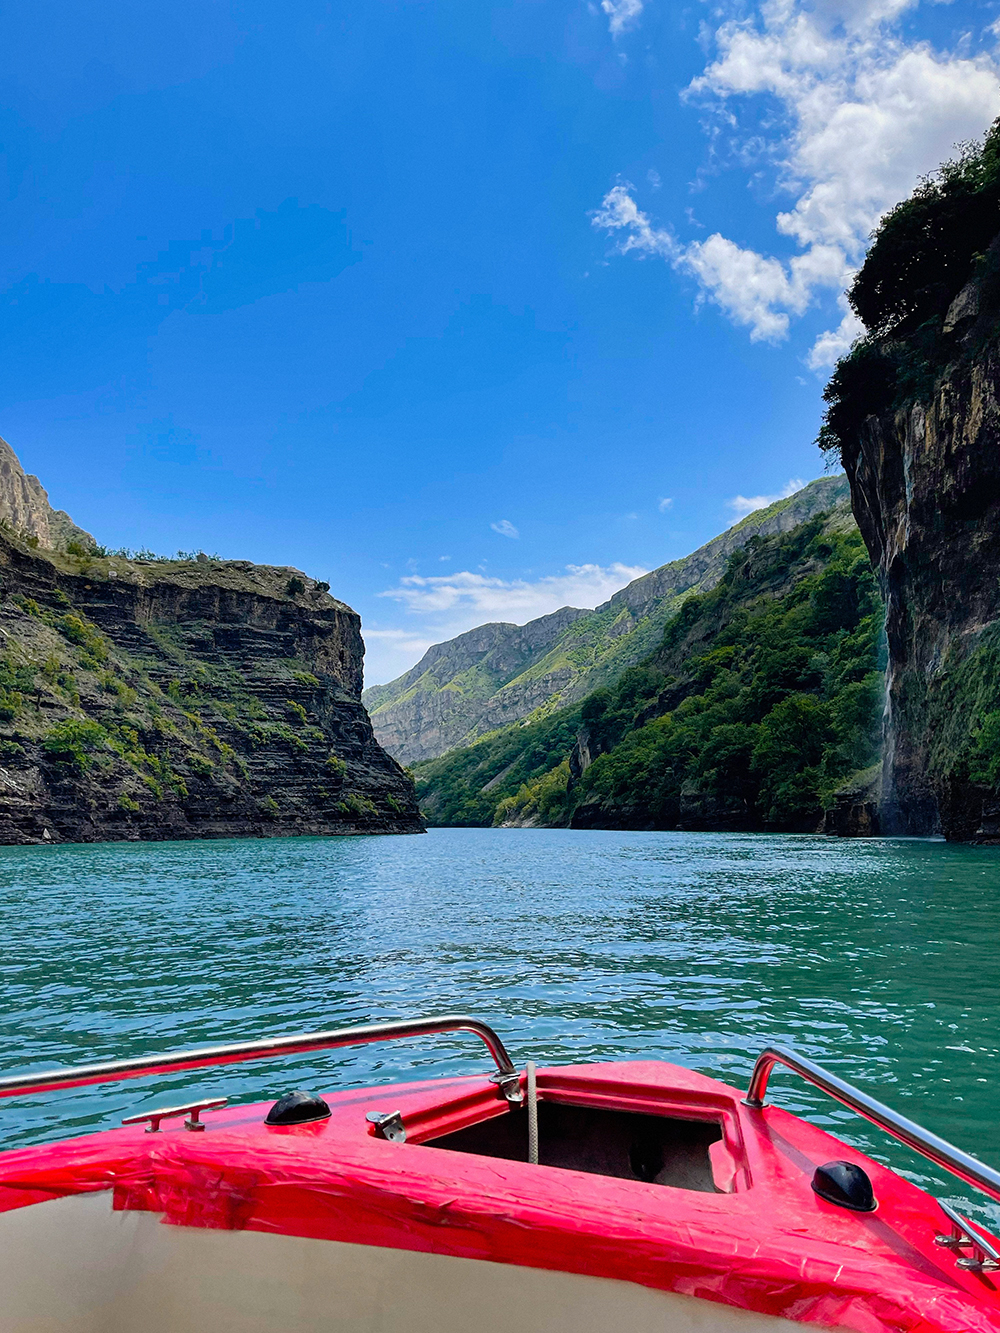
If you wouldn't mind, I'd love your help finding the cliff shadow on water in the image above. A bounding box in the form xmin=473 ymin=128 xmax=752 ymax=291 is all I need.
xmin=820 ymin=118 xmax=1000 ymax=841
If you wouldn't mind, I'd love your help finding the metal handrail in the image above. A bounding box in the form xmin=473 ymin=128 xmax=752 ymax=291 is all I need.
xmin=744 ymin=1044 xmax=1000 ymax=1205
xmin=0 ymin=1014 xmax=519 ymax=1103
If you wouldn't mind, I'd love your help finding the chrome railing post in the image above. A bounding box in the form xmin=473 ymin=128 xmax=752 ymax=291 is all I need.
xmin=743 ymin=1044 xmax=1000 ymax=1206
xmin=743 ymin=1049 xmax=778 ymax=1108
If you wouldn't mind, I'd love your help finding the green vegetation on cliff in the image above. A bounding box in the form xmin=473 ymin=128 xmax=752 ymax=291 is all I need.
xmin=0 ymin=527 xmax=420 ymax=843
xmin=414 ymin=707 xmax=586 ymax=827
xmin=815 ymin=118 xmax=1000 ymax=840
xmin=821 ymin=120 xmax=1000 ymax=458
xmin=415 ymin=516 xmax=883 ymax=833
xmin=367 ymin=476 xmax=850 ymax=766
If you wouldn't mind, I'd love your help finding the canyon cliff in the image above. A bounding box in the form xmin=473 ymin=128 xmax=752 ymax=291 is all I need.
xmin=843 ymin=341 xmax=1000 ymax=838
xmin=823 ymin=123 xmax=1000 ymax=840
xmin=0 ymin=446 xmax=420 ymax=843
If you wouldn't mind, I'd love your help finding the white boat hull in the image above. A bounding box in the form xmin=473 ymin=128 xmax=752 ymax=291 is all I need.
xmin=0 ymin=1191 xmax=808 ymax=1333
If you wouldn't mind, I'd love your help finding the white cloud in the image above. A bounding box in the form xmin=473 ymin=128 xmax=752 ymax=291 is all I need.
xmin=602 ymin=0 xmax=643 ymax=37
xmin=727 ymin=478 xmax=805 ymax=518
xmin=593 ymin=1 xmax=1000 ymax=364
xmin=658 ymin=496 xmax=674 ymax=511
xmin=592 ymin=184 xmax=678 ymax=260
xmin=491 ymin=519 xmax=520 ymax=539
xmin=806 ymin=305 xmax=865 ymax=370
xmin=380 ymin=563 xmax=647 ymax=620
xmin=647 ymin=168 xmax=662 ymax=190
xmin=365 ymin=561 xmax=648 ymax=684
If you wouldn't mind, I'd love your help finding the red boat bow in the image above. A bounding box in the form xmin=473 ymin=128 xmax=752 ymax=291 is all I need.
xmin=1 ymin=1057 xmax=998 ymax=1332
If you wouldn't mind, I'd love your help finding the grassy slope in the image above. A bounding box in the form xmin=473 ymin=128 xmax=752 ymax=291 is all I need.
xmin=476 ymin=475 xmax=855 ymax=717
xmin=367 ymin=477 xmax=850 ymax=760
xmin=415 ymin=511 xmax=883 ymax=832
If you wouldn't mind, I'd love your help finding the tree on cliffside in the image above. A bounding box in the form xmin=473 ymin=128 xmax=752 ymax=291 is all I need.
xmin=820 ymin=119 xmax=1000 ymax=459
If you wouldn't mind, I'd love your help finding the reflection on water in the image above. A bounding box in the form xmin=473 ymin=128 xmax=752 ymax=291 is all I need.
xmin=1 ymin=827 xmax=998 ymax=1223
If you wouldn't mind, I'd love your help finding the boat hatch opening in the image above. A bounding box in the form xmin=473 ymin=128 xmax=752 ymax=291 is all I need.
xmin=425 ymin=1102 xmax=724 ymax=1191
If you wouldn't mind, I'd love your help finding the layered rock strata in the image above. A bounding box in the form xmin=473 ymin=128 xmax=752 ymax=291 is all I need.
xmin=0 ymin=532 xmax=421 ymax=843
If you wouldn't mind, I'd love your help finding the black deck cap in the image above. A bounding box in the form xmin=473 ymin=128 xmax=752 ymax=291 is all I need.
xmin=265 ymin=1090 xmax=332 ymax=1126
xmin=812 ymin=1160 xmax=877 ymax=1212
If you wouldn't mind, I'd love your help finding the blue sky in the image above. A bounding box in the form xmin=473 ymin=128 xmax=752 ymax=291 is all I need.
xmin=2 ymin=0 xmax=997 ymax=683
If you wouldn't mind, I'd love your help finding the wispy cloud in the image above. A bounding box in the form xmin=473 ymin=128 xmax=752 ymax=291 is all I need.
xmin=727 ymin=478 xmax=804 ymax=518
xmin=658 ymin=496 xmax=673 ymax=512
xmin=592 ymin=1 xmax=1000 ymax=367
xmin=365 ymin=560 xmax=648 ymax=684
xmin=602 ymin=0 xmax=643 ymax=38
xmin=491 ymin=519 xmax=520 ymax=539
xmin=380 ymin=564 xmax=646 ymax=620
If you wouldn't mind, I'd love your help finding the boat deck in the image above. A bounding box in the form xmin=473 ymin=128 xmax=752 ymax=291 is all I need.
xmin=0 ymin=1060 xmax=997 ymax=1332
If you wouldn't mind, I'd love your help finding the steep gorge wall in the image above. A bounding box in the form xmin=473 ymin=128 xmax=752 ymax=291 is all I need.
xmin=0 ymin=533 xmax=421 ymax=843
xmin=844 ymin=339 xmax=1000 ymax=839
xmin=822 ymin=126 xmax=1000 ymax=842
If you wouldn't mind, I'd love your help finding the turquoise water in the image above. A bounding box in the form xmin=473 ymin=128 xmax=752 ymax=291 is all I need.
xmin=2 ymin=828 xmax=999 ymax=1225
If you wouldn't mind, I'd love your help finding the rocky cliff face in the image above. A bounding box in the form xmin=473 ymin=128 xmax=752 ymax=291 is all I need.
xmin=824 ymin=124 xmax=1000 ymax=841
xmin=844 ymin=335 xmax=1000 ymax=839
xmin=0 ymin=437 xmax=95 ymax=551
xmin=0 ymin=531 xmax=421 ymax=843
xmin=367 ymin=475 xmax=849 ymax=765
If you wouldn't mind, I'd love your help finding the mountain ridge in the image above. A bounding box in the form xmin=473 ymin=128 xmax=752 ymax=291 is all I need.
xmin=365 ymin=474 xmax=850 ymax=765
xmin=412 ymin=502 xmax=879 ymax=834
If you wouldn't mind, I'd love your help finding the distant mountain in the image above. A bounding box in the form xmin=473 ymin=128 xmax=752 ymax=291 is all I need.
xmin=364 ymin=474 xmax=850 ymax=764
xmin=413 ymin=502 xmax=877 ymax=833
